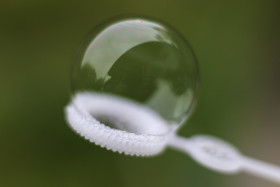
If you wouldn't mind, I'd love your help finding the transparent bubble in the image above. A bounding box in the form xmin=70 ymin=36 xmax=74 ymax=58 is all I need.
xmin=71 ymin=16 xmax=199 ymax=135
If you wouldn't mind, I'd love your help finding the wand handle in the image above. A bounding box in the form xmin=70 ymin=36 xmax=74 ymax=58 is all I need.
xmin=241 ymin=156 xmax=280 ymax=184
xmin=168 ymin=135 xmax=280 ymax=184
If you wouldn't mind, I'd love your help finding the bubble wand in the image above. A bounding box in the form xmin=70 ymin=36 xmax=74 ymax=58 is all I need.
xmin=65 ymin=16 xmax=280 ymax=184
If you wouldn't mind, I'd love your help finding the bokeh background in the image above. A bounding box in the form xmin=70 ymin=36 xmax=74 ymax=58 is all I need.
xmin=0 ymin=0 xmax=279 ymax=186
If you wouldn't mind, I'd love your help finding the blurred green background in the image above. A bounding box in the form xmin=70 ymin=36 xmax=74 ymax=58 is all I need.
xmin=0 ymin=0 xmax=279 ymax=186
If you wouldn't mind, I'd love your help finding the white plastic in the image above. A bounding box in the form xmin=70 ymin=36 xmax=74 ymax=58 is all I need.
xmin=65 ymin=92 xmax=280 ymax=184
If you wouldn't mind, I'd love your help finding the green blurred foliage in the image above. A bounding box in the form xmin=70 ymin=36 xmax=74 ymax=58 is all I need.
xmin=0 ymin=0 xmax=279 ymax=187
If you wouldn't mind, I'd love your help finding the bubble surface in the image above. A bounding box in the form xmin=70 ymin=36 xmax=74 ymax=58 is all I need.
xmin=71 ymin=16 xmax=199 ymax=135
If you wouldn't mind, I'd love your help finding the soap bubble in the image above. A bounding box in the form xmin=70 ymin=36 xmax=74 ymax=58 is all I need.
xmin=71 ymin=16 xmax=199 ymax=135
